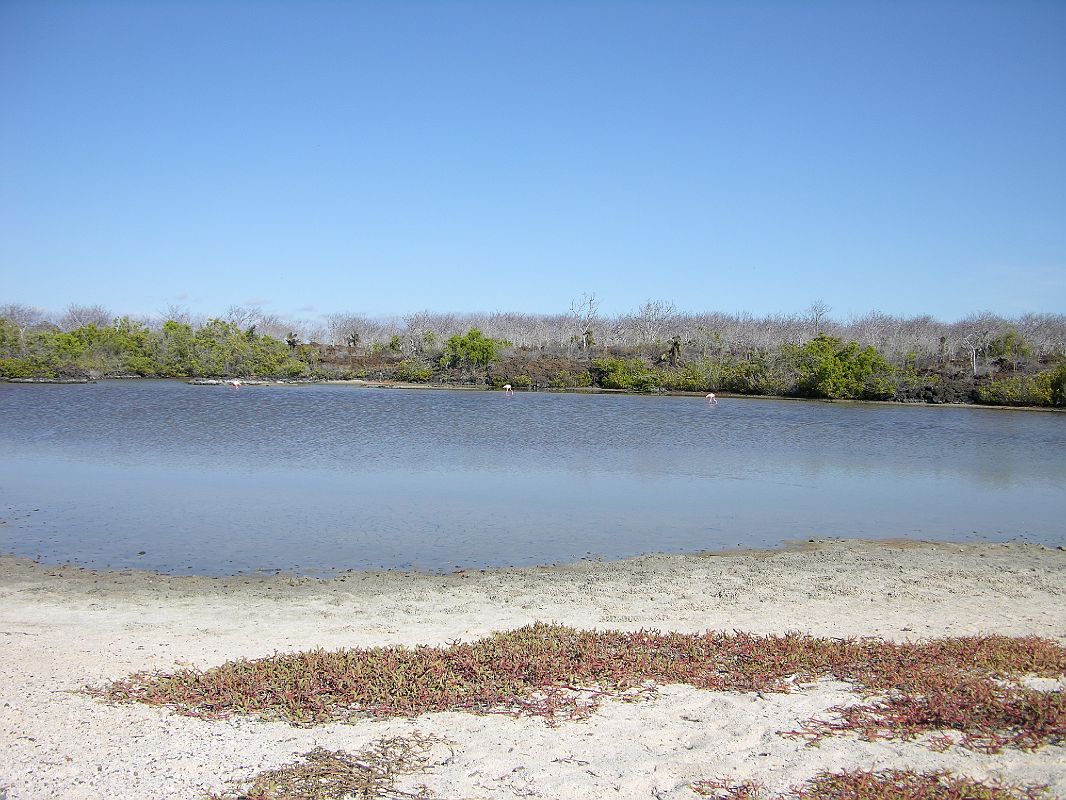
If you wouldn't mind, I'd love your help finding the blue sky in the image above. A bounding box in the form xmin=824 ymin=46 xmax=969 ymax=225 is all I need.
xmin=1 ymin=0 xmax=1064 ymax=322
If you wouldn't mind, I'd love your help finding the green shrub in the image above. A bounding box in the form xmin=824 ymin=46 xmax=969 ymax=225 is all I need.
xmin=657 ymin=360 xmax=720 ymax=392
xmin=987 ymin=328 xmax=1033 ymax=373
xmin=0 ymin=357 xmax=47 ymax=379
xmin=0 ymin=319 xmax=23 ymax=355
xmin=718 ymin=355 xmax=793 ymax=396
xmin=493 ymin=372 xmax=541 ymax=389
xmin=396 ymin=359 xmax=433 ymax=383
xmin=548 ymin=370 xmax=592 ymax=389
xmin=793 ymin=335 xmax=896 ymax=400
xmin=975 ymin=373 xmax=1053 ymax=407
xmin=1050 ymin=364 xmax=1066 ymax=407
xmin=281 ymin=361 xmax=308 ymax=379
xmin=122 ymin=354 xmax=157 ymax=376
xmin=591 ymin=357 xmax=640 ymax=389
xmin=311 ymin=364 xmax=355 ymax=380
xmin=440 ymin=329 xmax=507 ymax=370
xmin=630 ymin=371 xmax=663 ymax=392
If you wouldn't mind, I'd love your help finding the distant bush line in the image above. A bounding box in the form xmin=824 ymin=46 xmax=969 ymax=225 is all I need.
xmin=1 ymin=303 xmax=1065 ymax=408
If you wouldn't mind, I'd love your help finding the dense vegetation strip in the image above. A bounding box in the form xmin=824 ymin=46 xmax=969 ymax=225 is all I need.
xmin=95 ymin=624 xmax=1065 ymax=752
xmin=206 ymin=744 xmax=1054 ymax=800
xmin=3 ymin=303 xmax=1065 ymax=405
xmin=692 ymin=771 xmax=1051 ymax=800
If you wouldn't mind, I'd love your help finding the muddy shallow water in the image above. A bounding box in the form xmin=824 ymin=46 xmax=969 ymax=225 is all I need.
xmin=1 ymin=380 xmax=1063 ymax=574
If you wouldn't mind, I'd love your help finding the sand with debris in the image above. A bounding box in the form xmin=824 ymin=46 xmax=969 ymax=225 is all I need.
xmin=1 ymin=539 xmax=1064 ymax=799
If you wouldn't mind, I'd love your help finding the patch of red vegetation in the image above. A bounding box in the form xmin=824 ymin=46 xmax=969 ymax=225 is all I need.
xmin=693 ymin=770 xmax=1050 ymax=800
xmin=94 ymin=623 xmax=1065 ymax=751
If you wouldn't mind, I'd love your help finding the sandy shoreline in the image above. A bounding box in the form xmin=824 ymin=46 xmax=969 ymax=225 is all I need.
xmin=2 ymin=539 xmax=1065 ymax=799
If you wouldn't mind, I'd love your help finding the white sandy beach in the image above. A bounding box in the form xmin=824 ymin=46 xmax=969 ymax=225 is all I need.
xmin=1 ymin=539 xmax=1064 ymax=799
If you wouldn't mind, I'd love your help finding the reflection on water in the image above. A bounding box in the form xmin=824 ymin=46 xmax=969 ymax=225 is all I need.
xmin=1 ymin=380 xmax=1063 ymax=575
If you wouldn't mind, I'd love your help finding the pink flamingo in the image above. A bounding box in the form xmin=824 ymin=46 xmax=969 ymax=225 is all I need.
xmin=503 ymin=384 xmax=514 ymax=397
xmin=706 ymin=392 xmax=717 ymax=404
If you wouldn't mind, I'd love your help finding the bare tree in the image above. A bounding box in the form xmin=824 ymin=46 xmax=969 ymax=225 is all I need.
xmin=805 ymin=300 xmax=832 ymax=337
xmin=631 ymin=299 xmax=678 ymax=346
xmin=324 ymin=313 xmax=398 ymax=351
xmin=0 ymin=303 xmax=49 ymax=334
xmin=302 ymin=323 xmax=328 ymax=344
xmin=568 ymin=292 xmax=600 ymax=353
xmin=959 ymin=312 xmax=1001 ymax=376
xmin=59 ymin=304 xmax=112 ymax=331
xmin=160 ymin=304 xmax=195 ymax=326
xmin=689 ymin=314 xmax=730 ymax=358
xmin=224 ymin=305 xmax=262 ymax=329
xmin=402 ymin=311 xmax=441 ymax=355
xmin=1017 ymin=312 xmax=1066 ymax=357
xmin=847 ymin=311 xmax=896 ymax=353
xmin=254 ymin=313 xmax=297 ymax=341
xmin=325 ymin=312 xmax=359 ymax=347
xmin=419 ymin=312 xmax=465 ymax=345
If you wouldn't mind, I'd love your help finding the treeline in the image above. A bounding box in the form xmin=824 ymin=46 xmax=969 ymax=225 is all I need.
xmin=5 ymin=300 xmax=1066 ymax=365
xmin=389 ymin=327 xmax=1064 ymax=407
xmin=323 ymin=301 xmax=1066 ymax=370
xmin=2 ymin=301 xmax=1065 ymax=407
xmin=0 ymin=316 xmax=309 ymax=380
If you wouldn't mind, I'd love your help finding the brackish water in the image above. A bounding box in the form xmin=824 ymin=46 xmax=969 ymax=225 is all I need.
xmin=1 ymin=380 xmax=1063 ymax=575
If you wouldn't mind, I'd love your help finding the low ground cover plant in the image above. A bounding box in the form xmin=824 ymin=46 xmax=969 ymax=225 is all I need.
xmin=692 ymin=770 xmax=1050 ymax=800
xmin=205 ymin=733 xmax=445 ymax=800
xmin=95 ymin=624 xmax=1065 ymax=753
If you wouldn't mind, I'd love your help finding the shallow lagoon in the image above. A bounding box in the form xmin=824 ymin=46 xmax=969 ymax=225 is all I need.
xmin=1 ymin=380 xmax=1063 ymax=575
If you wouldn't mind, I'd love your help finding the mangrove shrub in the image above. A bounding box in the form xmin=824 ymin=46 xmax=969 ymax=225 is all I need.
xmin=0 ymin=316 xmax=306 ymax=379
xmin=793 ymin=335 xmax=896 ymax=400
xmin=975 ymin=372 xmax=1054 ymax=407
xmin=439 ymin=328 xmax=506 ymax=370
